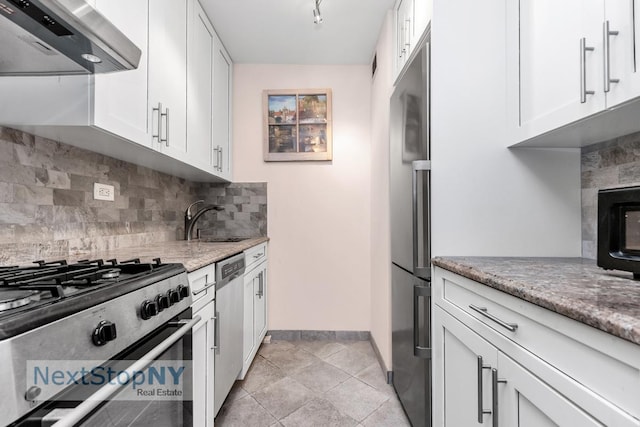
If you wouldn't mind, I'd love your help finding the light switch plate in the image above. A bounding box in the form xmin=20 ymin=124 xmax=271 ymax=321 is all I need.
xmin=93 ymin=183 xmax=115 ymax=201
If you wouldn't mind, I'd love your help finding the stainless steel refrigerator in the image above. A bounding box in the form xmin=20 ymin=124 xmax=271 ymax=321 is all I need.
xmin=390 ymin=39 xmax=431 ymax=427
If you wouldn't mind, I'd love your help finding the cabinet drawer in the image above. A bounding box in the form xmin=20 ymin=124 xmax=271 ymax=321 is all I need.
xmin=434 ymin=267 xmax=640 ymax=420
xmin=188 ymin=263 xmax=216 ymax=312
xmin=244 ymin=243 xmax=267 ymax=271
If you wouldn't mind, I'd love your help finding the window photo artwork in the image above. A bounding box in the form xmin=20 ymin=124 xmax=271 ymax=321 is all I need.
xmin=264 ymin=89 xmax=332 ymax=161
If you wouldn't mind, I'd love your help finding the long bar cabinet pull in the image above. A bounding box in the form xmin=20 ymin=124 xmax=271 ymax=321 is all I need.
xmin=477 ymin=356 xmax=492 ymax=423
xmin=469 ymin=305 xmax=518 ymax=332
xmin=491 ymin=368 xmax=507 ymax=427
xmin=580 ymin=38 xmax=595 ymax=103
xmin=603 ymin=20 xmax=620 ymax=92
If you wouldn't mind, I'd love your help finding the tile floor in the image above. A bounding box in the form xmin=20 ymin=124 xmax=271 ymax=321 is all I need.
xmin=215 ymin=339 xmax=411 ymax=426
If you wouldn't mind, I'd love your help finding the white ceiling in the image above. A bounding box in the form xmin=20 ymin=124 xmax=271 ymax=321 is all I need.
xmin=200 ymin=0 xmax=396 ymax=64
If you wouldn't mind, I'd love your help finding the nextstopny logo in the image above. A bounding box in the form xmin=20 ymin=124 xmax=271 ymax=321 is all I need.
xmin=26 ymin=360 xmax=191 ymax=401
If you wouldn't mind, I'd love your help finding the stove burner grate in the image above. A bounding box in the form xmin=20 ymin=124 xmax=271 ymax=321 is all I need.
xmin=0 ymin=289 xmax=39 ymax=312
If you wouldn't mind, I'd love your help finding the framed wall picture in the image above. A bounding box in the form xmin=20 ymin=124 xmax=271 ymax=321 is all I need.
xmin=263 ymin=89 xmax=333 ymax=161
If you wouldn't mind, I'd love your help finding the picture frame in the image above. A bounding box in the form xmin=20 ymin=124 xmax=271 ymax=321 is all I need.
xmin=263 ymin=89 xmax=333 ymax=161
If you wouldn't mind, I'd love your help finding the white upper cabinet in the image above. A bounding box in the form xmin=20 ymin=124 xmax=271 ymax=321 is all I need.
xmin=149 ymin=0 xmax=188 ymax=159
xmin=187 ymin=0 xmax=215 ymax=172
xmin=508 ymin=0 xmax=640 ymax=147
xmin=212 ymin=34 xmax=233 ymax=180
xmin=394 ymin=0 xmax=431 ymax=81
xmin=93 ymin=0 xmax=150 ymax=147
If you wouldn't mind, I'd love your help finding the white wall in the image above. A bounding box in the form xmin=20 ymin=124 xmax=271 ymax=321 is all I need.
xmin=369 ymin=12 xmax=394 ymax=370
xmin=232 ymin=64 xmax=373 ymax=332
xmin=431 ymin=0 xmax=582 ymax=257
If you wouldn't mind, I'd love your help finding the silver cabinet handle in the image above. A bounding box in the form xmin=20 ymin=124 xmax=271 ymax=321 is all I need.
xmin=604 ymin=20 xmax=620 ymax=92
xmin=256 ymin=271 xmax=264 ymax=298
xmin=491 ymin=368 xmax=507 ymax=427
xmin=580 ymin=38 xmax=595 ymax=103
xmin=413 ymin=282 xmax=431 ymax=359
xmin=213 ymin=311 xmax=220 ymax=352
xmin=469 ymin=305 xmax=518 ymax=332
xmin=52 ymin=315 xmax=201 ymax=427
xmin=152 ymin=102 xmax=162 ymax=143
xmin=160 ymin=107 xmax=169 ymax=147
xmin=218 ymin=146 xmax=223 ymax=172
xmin=412 ymin=160 xmax=431 ymax=278
xmin=404 ymin=18 xmax=411 ymax=51
xmin=477 ymin=356 xmax=492 ymax=423
xmin=212 ymin=146 xmax=219 ymax=170
xmin=192 ymin=281 xmax=215 ymax=295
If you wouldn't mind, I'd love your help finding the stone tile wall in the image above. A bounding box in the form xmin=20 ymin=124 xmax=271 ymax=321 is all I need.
xmin=0 ymin=127 xmax=266 ymax=265
xmin=581 ymin=130 xmax=640 ymax=259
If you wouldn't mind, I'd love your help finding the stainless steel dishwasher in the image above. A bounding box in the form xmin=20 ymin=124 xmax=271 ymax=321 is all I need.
xmin=214 ymin=252 xmax=246 ymax=416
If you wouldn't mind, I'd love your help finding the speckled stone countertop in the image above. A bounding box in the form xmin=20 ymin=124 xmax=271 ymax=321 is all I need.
xmin=432 ymin=257 xmax=640 ymax=346
xmin=67 ymin=237 xmax=269 ymax=273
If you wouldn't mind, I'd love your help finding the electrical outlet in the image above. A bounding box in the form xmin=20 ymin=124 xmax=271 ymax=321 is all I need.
xmin=93 ymin=183 xmax=115 ymax=201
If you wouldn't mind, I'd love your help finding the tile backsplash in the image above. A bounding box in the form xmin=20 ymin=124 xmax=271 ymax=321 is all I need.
xmin=582 ymin=130 xmax=640 ymax=259
xmin=0 ymin=127 xmax=266 ymax=265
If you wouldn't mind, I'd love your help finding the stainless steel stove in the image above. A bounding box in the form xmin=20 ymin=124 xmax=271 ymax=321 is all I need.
xmin=0 ymin=258 xmax=196 ymax=427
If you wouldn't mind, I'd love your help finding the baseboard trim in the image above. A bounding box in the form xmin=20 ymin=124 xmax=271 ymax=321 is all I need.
xmin=370 ymin=334 xmax=393 ymax=385
xmin=266 ymin=330 xmax=370 ymax=341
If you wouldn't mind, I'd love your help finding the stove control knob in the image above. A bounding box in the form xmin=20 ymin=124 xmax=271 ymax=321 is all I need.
xmin=140 ymin=299 xmax=159 ymax=320
xmin=92 ymin=320 xmax=117 ymax=346
xmin=177 ymin=285 xmax=190 ymax=300
xmin=168 ymin=289 xmax=180 ymax=305
xmin=156 ymin=294 xmax=170 ymax=311
xmin=25 ymin=386 xmax=41 ymax=401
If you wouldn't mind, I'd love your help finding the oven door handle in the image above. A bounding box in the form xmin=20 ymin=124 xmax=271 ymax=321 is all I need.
xmin=51 ymin=315 xmax=201 ymax=427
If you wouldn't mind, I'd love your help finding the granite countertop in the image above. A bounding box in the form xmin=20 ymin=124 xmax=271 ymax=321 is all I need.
xmin=68 ymin=237 xmax=269 ymax=272
xmin=432 ymin=257 xmax=640 ymax=346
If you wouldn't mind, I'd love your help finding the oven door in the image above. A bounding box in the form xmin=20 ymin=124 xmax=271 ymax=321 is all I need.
xmin=12 ymin=310 xmax=199 ymax=427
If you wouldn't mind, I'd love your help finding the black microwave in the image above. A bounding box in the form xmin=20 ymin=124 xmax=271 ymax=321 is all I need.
xmin=598 ymin=186 xmax=640 ymax=279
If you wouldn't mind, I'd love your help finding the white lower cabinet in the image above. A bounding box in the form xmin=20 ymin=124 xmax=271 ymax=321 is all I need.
xmin=192 ymin=299 xmax=215 ymax=427
xmin=188 ymin=264 xmax=216 ymax=427
xmin=239 ymin=244 xmax=268 ymax=379
xmin=433 ymin=267 xmax=640 ymax=427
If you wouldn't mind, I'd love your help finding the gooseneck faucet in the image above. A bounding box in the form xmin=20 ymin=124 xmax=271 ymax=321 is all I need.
xmin=184 ymin=200 xmax=225 ymax=241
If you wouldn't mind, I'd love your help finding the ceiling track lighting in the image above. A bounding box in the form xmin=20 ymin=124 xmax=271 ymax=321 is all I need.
xmin=313 ymin=0 xmax=323 ymax=24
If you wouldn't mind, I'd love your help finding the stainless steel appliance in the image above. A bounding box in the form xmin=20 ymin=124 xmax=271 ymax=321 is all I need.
xmin=0 ymin=258 xmax=197 ymax=426
xmin=598 ymin=185 xmax=640 ymax=279
xmin=213 ymin=253 xmax=245 ymax=416
xmin=0 ymin=0 xmax=141 ymax=75
xmin=390 ymin=38 xmax=431 ymax=427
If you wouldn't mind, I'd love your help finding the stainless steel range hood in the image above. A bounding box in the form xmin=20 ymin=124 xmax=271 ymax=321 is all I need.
xmin=0 ymin=0 xmax=141 ymax=75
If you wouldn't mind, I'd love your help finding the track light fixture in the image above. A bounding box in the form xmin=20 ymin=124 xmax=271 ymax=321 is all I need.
xmin=313 ymin=0 xmax=323 ymax=24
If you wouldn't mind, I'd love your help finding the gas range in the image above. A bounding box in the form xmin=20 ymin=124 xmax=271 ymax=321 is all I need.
xmin=0 ymin=258 xmax=193 ymax=426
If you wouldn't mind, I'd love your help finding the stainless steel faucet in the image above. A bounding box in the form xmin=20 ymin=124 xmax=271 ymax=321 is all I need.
xmin=184 ymin=200 xmax=224 ymax=241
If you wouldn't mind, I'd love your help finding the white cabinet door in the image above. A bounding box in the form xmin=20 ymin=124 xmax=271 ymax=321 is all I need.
xmin=254 ymin=264 xmax=267 ymax=344
xmin=516 ymin=0 xmax=605 ymax=140
xmin=413 ymin=0 xmax=431 ymax=45
xmin=192 ymin=299 xmax=215 ymax=427
xmin=149 ymin=0 xmax=188 ymax=158
xmin=212 ymin=33 xmax=232 ymax=180
xmin=241 ymin=265 xmax=256 ymax=380
xmin=395 ymin=0 xmax=413 ymax=75
xmin=433 ymin=306 xmax=498 ymax=427
xmin=498 ymin=354 xmax=602 ymax=427
xmin=603 ymin=1 xmax=640 ymax=107
xmin=187 ymin=0 xmax=215 ymax=171
xmin=93 ymin=0 xmax=150 ymax=148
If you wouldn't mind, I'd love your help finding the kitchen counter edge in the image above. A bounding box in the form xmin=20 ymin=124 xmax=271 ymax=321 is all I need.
xmin=432 ymin=256 xmax=640 ymax=346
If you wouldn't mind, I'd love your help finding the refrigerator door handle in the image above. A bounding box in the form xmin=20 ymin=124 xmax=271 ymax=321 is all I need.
xmin=412 ymin=160 xmax=431 ymax=279
xmin=413 ymin=282 xmax=431 ymax=359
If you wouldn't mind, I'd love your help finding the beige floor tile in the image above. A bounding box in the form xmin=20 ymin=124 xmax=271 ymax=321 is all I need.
xmin=215 ymin=395 xmax=277 ymax=427
xmin=280 ymin=398 xmax=358 ymax=427
xmin=297 ymin=340 xmax=347 ymax=359
xmin=240 ymin=355 xmax=286 ymax=394
xmin=226 ymin=381 xmax=249 ymax=403
xmin=262 ymin=347 xmax=321 ymax=373
xmin=324 ymin=347 xmax=378 ymax=376
xmin=252 ymin=377 xmax=317 ymax=420
xmin=322 ymin=378 xmax=389 ymax=422
xmin=344 ymin=340 xmax=376 ymax=357
xmin=361 ymin=397 xmax=411 ymax=426
xmin=290 ymin=360 xmax=351 ymax=393
xmin=258 ymin=340 xmax=297 ymax=358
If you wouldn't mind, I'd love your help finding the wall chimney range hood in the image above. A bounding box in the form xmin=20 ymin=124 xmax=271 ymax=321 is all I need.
xmin=0 ymin=0 xmax=141 ymax=75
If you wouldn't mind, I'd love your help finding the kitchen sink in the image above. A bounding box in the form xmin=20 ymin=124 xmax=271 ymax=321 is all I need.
xmin=198 ymin=237 xmax=250 ymax=243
